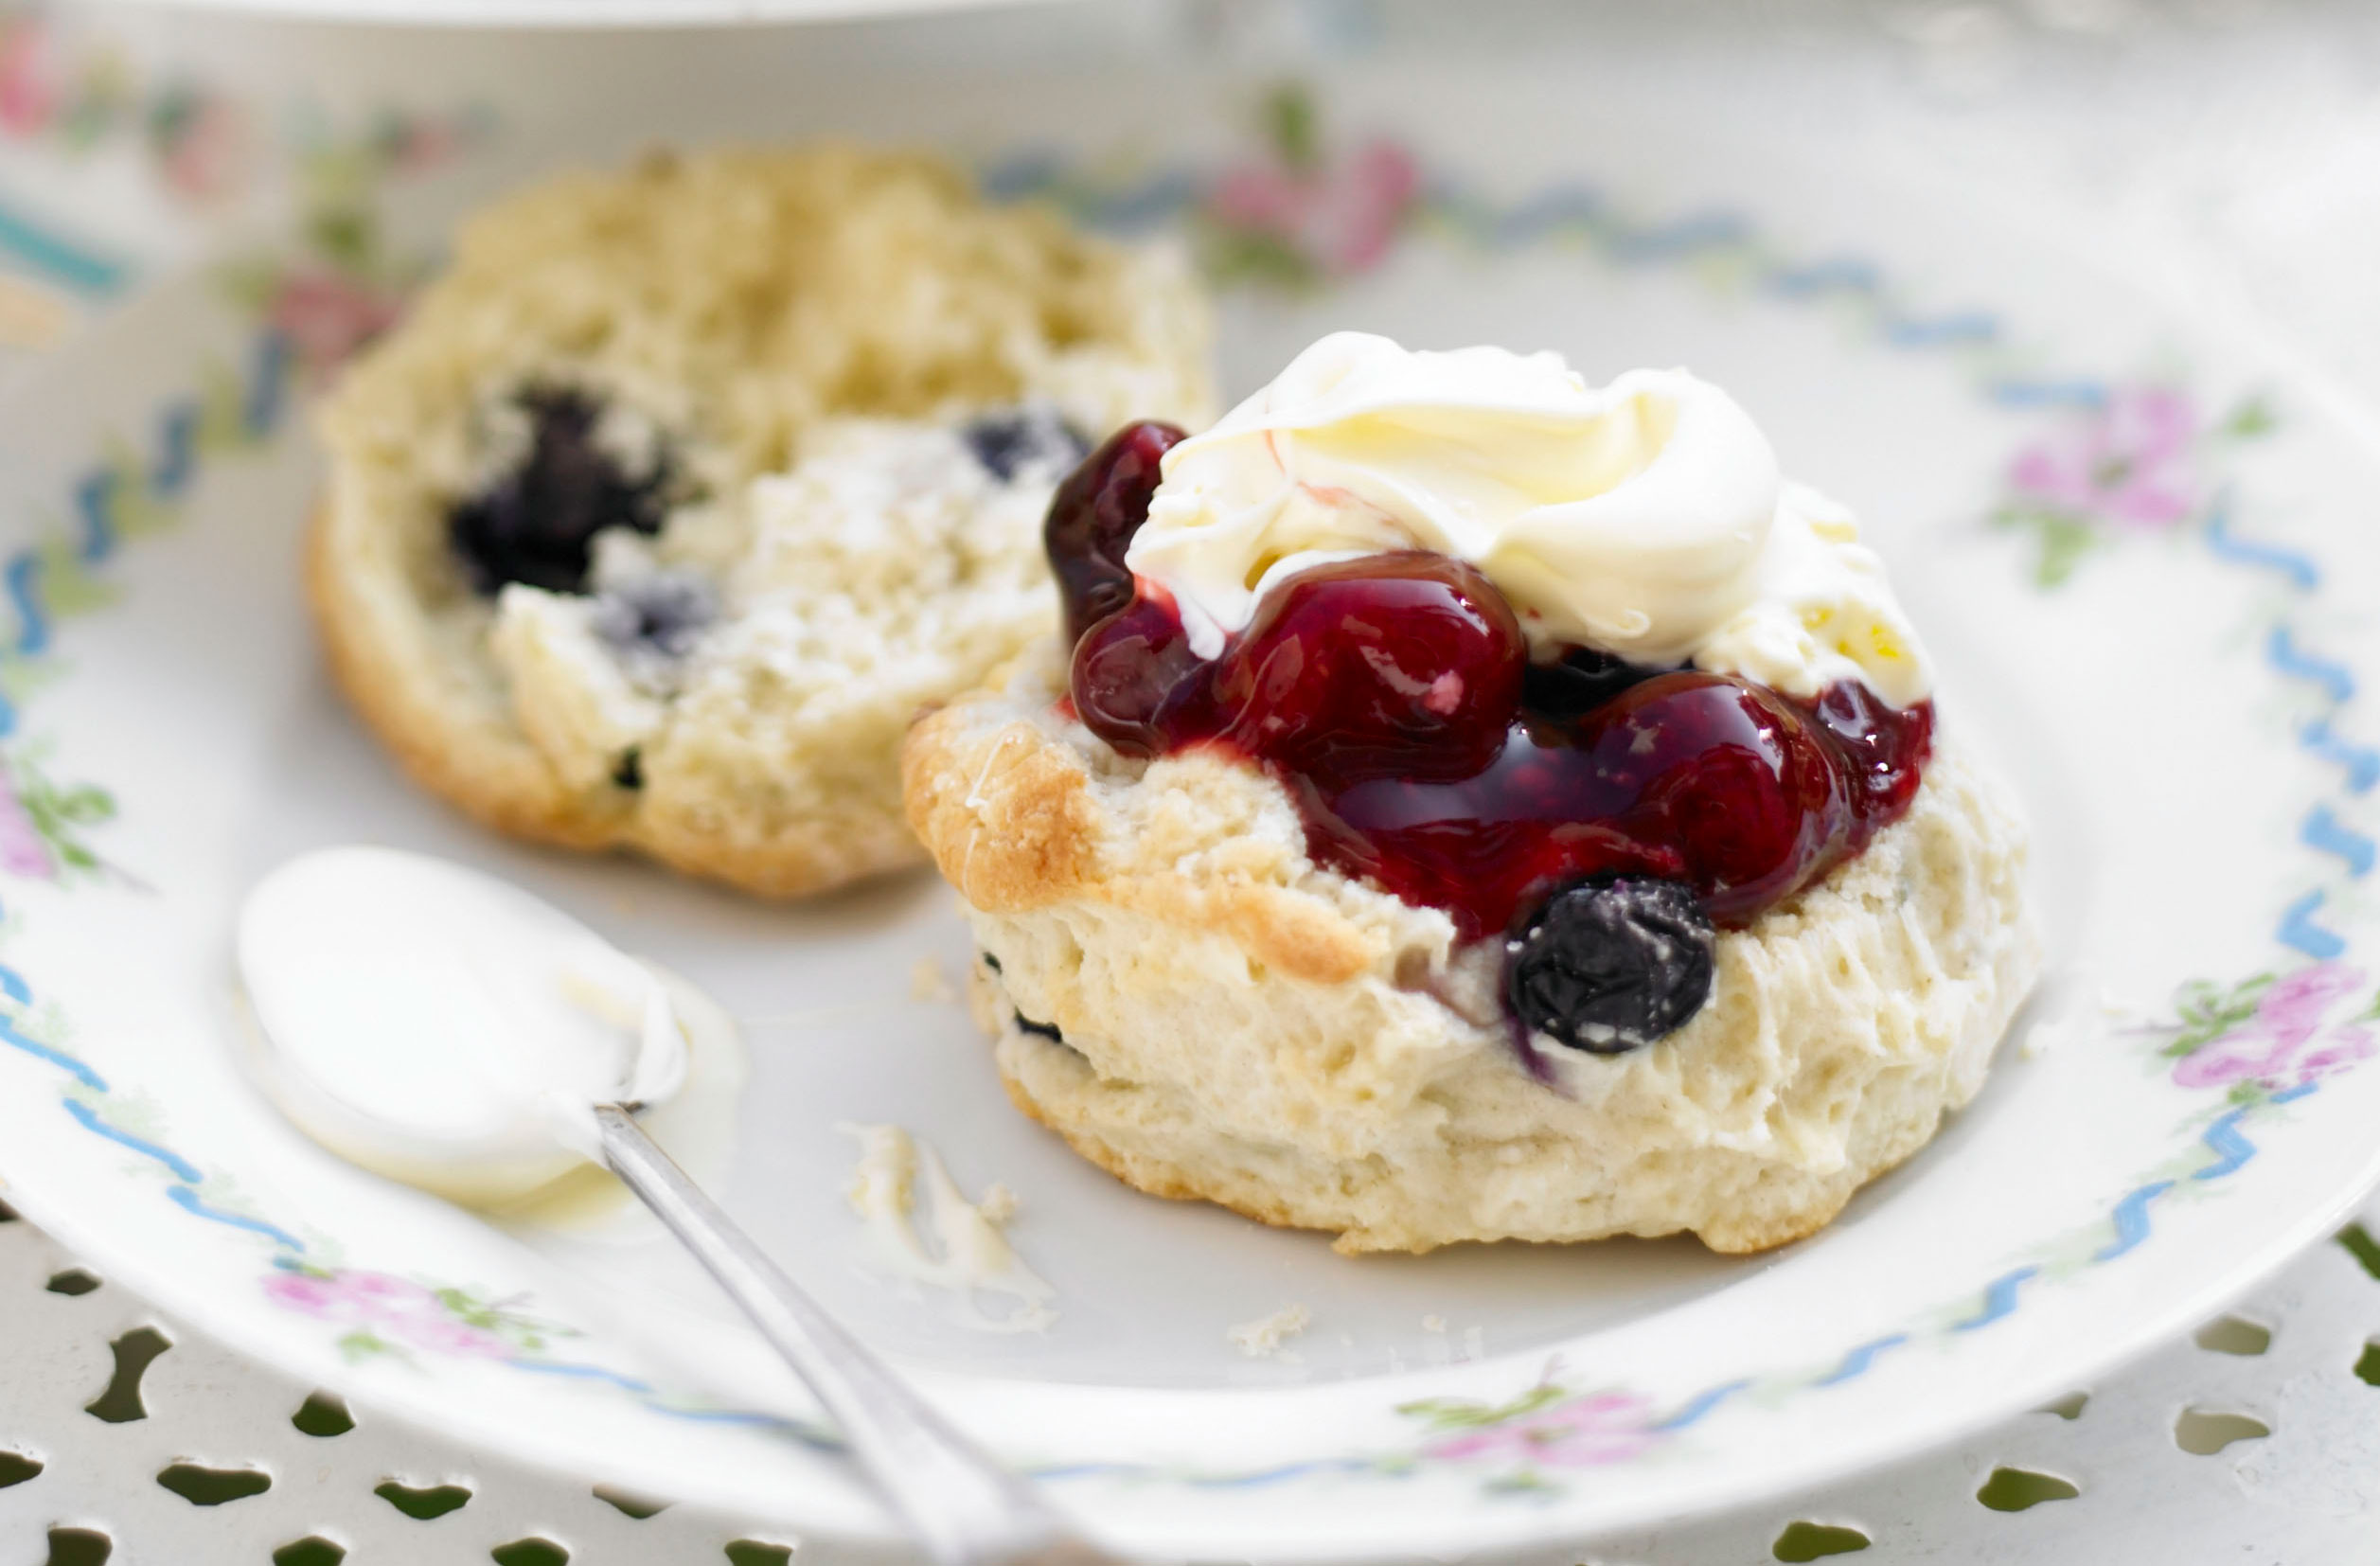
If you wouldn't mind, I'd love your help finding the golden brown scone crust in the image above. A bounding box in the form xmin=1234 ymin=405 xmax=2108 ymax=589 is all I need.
xmin=310 ymin=505 xmax=617 ymax=848
xmin=904 ymin=692 xmax=1383 ymax=986
xmin=906 ymin=648 xmax=2042 ymax=1255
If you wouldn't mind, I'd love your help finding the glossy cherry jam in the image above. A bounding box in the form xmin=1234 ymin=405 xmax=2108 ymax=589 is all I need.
xmin=1044 ymin=420 xmax=1185 ymax=646
xmin=1305 ymin=668 xmax=1862 ymax=937
xmin=1046 ymin=458 xmax=1931 ymax=949
xmin=1215 ymin=553 xmax=1527 ymax=784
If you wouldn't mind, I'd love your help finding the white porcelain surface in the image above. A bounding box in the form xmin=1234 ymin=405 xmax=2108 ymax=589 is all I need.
xmin=0 ymin=62 xmax=2376 ymax=1563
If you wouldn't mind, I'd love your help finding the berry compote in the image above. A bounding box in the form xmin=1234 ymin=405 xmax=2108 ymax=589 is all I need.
xmin=1044 ymin=433 xmax=1932 ymax=1049
xmin=1044 ymin=420 xmax=1186 ymax=647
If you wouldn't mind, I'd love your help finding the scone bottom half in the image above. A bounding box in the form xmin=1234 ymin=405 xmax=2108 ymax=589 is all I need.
xmin=901 ymin=416 xmax=2041 ymax=1255
xmin=308 ymin=145 xmax=1217 ymax=899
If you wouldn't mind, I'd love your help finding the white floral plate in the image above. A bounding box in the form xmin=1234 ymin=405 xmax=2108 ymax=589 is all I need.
xmin=4 ymin=62 xmax=2380 ymax=1564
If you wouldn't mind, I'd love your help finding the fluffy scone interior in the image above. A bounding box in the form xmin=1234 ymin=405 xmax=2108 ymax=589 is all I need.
xmin=906 ymin=645 xmax=2043 ymax=1255
xmin=311 ymin=145 xmax=1214 ymax=897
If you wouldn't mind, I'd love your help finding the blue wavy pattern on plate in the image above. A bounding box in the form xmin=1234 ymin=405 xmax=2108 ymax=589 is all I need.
xmin=0 ymin=194 xmax=129 ymax=297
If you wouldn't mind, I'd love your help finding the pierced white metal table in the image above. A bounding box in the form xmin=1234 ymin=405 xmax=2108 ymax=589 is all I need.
xmin=9 ymin=1195 xmax=2380 ymax=1564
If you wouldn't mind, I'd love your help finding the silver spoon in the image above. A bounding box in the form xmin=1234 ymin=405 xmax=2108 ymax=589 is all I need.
xmin=235 ymin=847 xmax=1119 ymax=1566
xmin=592 ymin=1105 xmax=1117 ymax=1566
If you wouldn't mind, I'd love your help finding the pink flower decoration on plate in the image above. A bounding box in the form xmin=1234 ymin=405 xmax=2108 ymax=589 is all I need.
xmin=158 ymin=98 xmax=253 ymax=204
xmin=260 ymin=1271 xmax=345 ymax=1315
xmin=1210 ymin=137 xmax=1419 ymax=278
xmin=265 ymin=271 xmax=403 ymax=380
xmin=382 ymin=117 xmax=467 ymax=176
xmin=2008 ymin=385 xmax=2202 ymax=530
xmin=0 ymin=21 xmax=56 ymax=138
xmin=263 ymin=1269 xmax=511 ymax=1358
xmin=1420 ymin=1390 xmax=1658 ymax=1469
xmin=264 ymin=1267 xmax=430 ymax=1320
xmin=2294 ymin=1027 xmax=2376 ymax=1085
xmin=397 ymin=1314 xmax=513 ymax=1359
xmin=2173 ymin=962 xmax=2368 ymax=1091
xmin=0 ymin=765 xmax=56 ymax=881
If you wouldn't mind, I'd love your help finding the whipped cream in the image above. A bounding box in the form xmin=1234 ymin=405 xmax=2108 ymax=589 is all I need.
xmin=237 ymin=847 xmax=725 ymax=1209
xmin=1125 ymin=331 xmax=1931 ymax=705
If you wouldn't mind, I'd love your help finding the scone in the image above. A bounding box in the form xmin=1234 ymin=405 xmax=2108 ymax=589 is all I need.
xmin=311 ymin=145 xmax=1213 ymax=897
xmin=905 ymin=331 xmax=2040 ymax=1254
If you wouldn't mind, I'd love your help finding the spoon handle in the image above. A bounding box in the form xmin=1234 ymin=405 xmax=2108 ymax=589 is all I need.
xmin=593 ymin=1105 xmax=1117 ymax=1566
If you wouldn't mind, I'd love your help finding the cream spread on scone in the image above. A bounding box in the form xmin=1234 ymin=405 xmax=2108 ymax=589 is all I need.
xmin=1128 ymin=330 xmax=1930 ymax=706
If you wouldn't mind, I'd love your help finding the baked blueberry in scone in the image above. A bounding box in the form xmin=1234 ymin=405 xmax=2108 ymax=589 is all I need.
xmin=311 ymin=146 xmax=1214 ymax=897
xmin=904 ymin=331 xmax=2039 ymax=1255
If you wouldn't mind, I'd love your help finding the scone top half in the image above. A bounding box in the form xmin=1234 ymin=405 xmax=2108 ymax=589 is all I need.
xmin=906 ymin=331 xmax=2041 ymax=1255
xmin=311 ymin=145 xmax=1214 ymax=897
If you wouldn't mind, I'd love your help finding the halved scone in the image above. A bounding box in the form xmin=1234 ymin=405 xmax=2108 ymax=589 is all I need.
xmin=311 ymin=144 xmax=1213 ymax=896
xmin=902 ymin=333 xmax=2039 ymax=1253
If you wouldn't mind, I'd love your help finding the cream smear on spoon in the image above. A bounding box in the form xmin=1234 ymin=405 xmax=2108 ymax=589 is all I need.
xmin=237 ymin=845 xmax=731 ymax=1210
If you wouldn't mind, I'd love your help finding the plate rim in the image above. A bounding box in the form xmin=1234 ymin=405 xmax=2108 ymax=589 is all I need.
xmin=4 ymin=87 xmax=2380 ymax=1558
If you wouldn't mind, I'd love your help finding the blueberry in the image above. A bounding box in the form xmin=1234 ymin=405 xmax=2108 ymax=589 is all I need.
xmin=963 ymin=406 xmax=1091 ymax=485
xmin=980 ymin=952 xmax=1074 ymax=1052
xmin=1013 ymin=1010 xmax=1065 ymax=1045
xmin=1520 ymin=647 xmax=1667 ymax=724
xmin=591 ymin=572 xmax=716 ymax=662
xmin=449 ymin=389 xmax=671 ymax=596
xmin=1504 ymin=877 xmax=1715 ymax=1053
